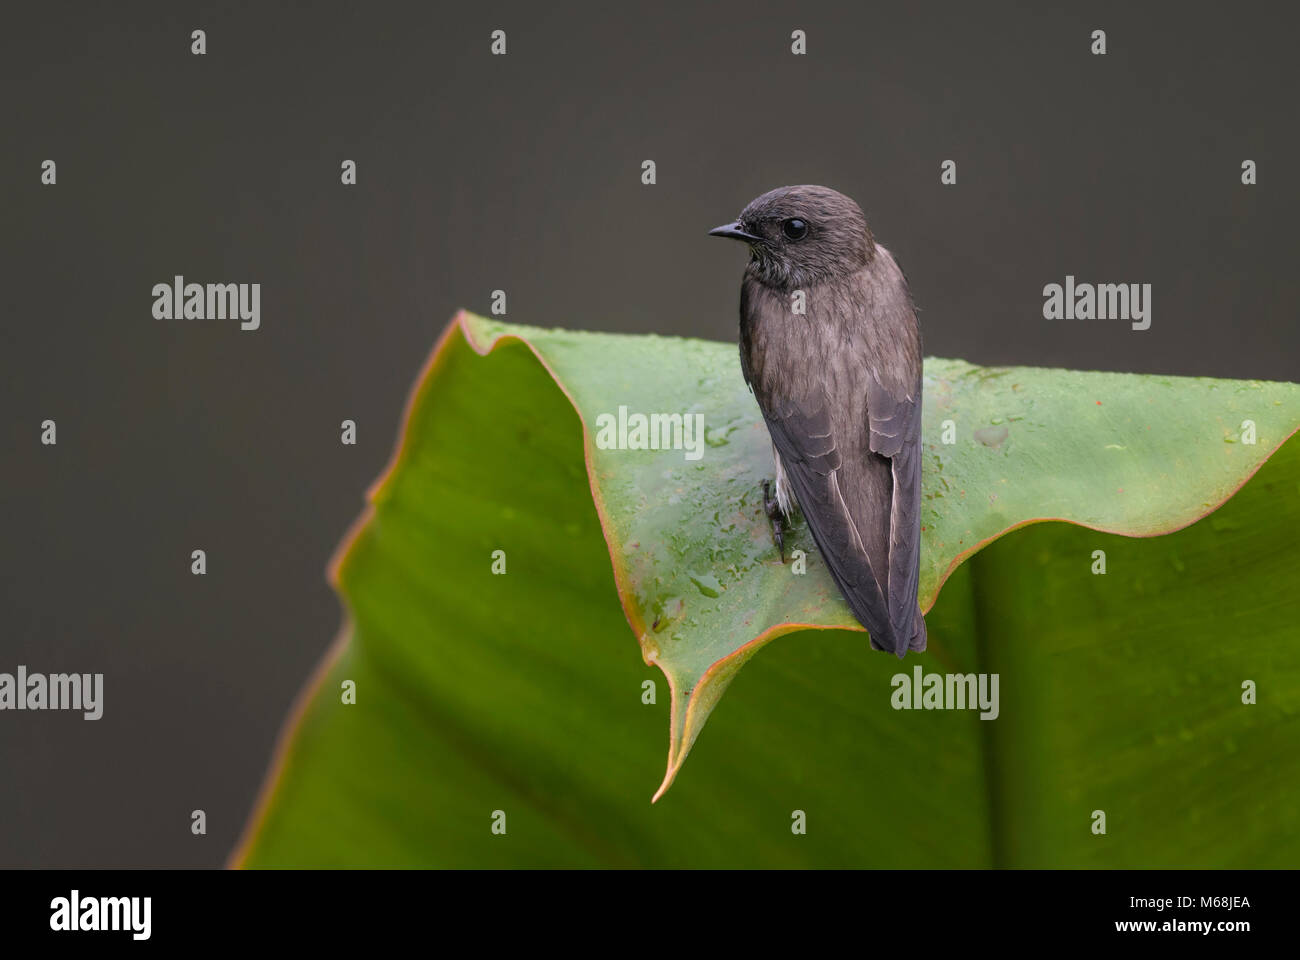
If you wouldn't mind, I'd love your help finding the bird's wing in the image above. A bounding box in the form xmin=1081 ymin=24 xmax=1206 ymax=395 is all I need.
xmin=759 ymin=390 xmax=895 ymax=646
xmin=865 ymin=371 xmax=923 ymax=647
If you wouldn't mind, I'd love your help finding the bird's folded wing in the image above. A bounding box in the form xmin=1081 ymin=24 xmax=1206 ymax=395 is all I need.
xmin=761 ymin=391 xmax=894 ymax=645
xmin=867 ymin=373 xmax=923 ymax=644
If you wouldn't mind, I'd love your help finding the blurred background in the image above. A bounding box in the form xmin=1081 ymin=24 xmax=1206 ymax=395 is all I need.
xmin=1 ymin=0 xmax=1296 ymax=866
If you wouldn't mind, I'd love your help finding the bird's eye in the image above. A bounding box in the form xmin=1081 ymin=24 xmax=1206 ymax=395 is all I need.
xmin=782 ymin=218 xmax=808 ymax=241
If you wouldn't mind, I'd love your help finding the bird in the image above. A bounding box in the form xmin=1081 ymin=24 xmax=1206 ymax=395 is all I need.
xmin=709 ymin=185 xmax=926 ymax=657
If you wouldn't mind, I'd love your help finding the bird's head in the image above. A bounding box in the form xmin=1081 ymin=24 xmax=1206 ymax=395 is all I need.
xmin=709 ymin=184 xmax=874 ymax=290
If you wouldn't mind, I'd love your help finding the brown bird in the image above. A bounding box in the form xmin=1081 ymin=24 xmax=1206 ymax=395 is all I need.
xmin=710 ymin=185 xmax=926 ymax=657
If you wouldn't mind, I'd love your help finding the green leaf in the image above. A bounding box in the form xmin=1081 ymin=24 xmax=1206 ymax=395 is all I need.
xmin=234 ymin=313 xmax=1300 ymax=867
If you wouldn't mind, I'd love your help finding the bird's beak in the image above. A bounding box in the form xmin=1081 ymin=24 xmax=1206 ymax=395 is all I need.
xmin=708 ymin=221 xmax=763 ymax=244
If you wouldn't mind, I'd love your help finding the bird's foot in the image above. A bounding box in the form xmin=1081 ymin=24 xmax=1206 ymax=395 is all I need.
xmin=762 ymin=479 xmax=785 ymax=563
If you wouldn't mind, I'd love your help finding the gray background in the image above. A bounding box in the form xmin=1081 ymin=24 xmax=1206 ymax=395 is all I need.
xmin=1 ymin=0 xmax=1296 ymax=867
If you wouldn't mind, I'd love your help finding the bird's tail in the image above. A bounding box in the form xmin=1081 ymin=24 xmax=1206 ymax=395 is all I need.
xmin=866 ymin=609 xmax=927 ymax=658
xmin=871 ymin=605 xmax=927 ymax=658
xmin=905 ymin=606 xmax=927 ymax=655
